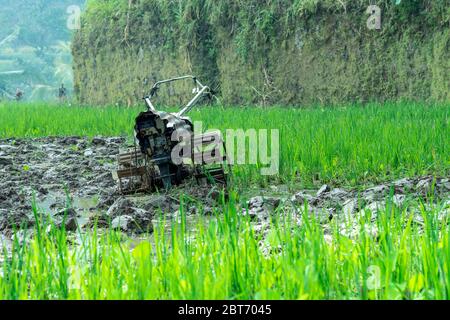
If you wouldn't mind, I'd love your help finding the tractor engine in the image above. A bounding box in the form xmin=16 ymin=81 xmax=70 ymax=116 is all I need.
xmin=134 ymin=110 xmax=193 ymax=189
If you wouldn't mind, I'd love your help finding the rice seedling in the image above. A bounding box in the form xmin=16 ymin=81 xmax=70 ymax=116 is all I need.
xmin=0 ymin=196 xmax=448 ymax=300
xmin=0 ymin=101 xmax=448 ymax=188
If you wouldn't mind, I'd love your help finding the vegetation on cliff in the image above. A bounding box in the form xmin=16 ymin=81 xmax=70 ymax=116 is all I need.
xmin=73 ymin=0 xmax=449 ymax=106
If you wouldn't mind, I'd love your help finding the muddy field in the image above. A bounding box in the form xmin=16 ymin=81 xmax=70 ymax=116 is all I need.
xmin=0 ymin=137 xmax=449 ymax=239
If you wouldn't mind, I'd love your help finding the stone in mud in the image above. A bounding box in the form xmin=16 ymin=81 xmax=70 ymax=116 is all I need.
xmin=92 ymin=137 xmax=107 ymax=146
xmin=392 ymin=194 xmax=406 ymax=207
xmin=60 ymin=137 xmax=80 ymax=145
xmin=0 ymin=210 xmax=34 ymax=231
xmin=55 ymin=216 xmax=78 ymax=232
xmin=84 ymin=149 xmax=94 ymax=157
xmin=242 ymin=196 xmax=282 ymax=221
xmin=291 ymin=192 xmax=315 ymax=206
xmin=342 ymin=199 xmax=358 ymax=217
xmin=364 ymin=201 xmax=385 ymax=213
xmin=0 ymin=156 xmax=13 ymax=166
xmin=96 ymin=194 xmax=116 ymax=210
xmin=107 ymin=198 xmax=136 ymax=219
xmin=143 ymin=195 xmax=171 ymax=213
xmin=248 ymin=196 xmax=281 ymax=210
xmin=317 ymin=185 xmax=331 ymax=197
xmin=111 ymin=211 xmax=153 ymax=233
xmin=55 ymin=208 xmax=78 ymax=218
xmin=416 ymin=178 xmax=432 ymax=194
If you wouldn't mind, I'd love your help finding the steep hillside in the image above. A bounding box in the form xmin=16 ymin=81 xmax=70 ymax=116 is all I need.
xmin=72 ymin=0 xmax=449 ymax=106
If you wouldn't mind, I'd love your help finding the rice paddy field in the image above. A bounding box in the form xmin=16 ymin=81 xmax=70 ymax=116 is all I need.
xmin=1 ymin=200 xmax=449 ymax=300
xmin=0 ymin=101 xmax=448 ymax=188
xmin=0 ymin=101 xmax=449 ymax=300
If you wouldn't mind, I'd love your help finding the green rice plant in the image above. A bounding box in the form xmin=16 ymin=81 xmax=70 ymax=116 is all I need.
xmin=0 ymin=101 xmax=448 ymax=188
xmin=0 ymin=195 xmax=448 ymax=300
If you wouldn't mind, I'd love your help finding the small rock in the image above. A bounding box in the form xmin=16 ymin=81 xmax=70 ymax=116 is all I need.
xmin=328 ymin=188 xmax=349 ymax=199
xmin=92 ymin=137 xmax=107 ymax=146
xmin=112 ymin=213 xmax=153 ymax=233
xmin=55 ymin=216 xmax=78 ymax=231
xmin=317 ymin=185 xmax=331 ymax=197
xmin=291 ymin=192 xmax=314 ymax=205
xmin=55 ymin=208 xmax=78 ymax=218
xmin=107 ymin=198 xmax=135 ymax=219
xmin=393 ymin=194 xmax=406 ymax=207
xmin=84 ymin=149 xmax=94 ymax=157
xmin=60 ymin=137 xmax=79 ymax=145
xmin=342 ymin=199 xmax=358 ymax=216
xmin=112 ymin=215 xmax=135 ymax=232
xmin=416 ymin=178 xmax=432 ymax=193
xmin=143 ymin=195 xmax=170 ymax=213
xmin=0 ymin=156 xmax=13 ymax=166
xmin=365 ymin=201 xmax=385 ymax=212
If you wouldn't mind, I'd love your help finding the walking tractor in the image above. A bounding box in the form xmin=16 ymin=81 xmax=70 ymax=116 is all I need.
xmin=114 ymin=76 xmax=231 ymax=194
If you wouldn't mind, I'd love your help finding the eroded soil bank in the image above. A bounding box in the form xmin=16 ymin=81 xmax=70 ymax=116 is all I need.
xmin=0 ymin=137 xmax=449 ymax=239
